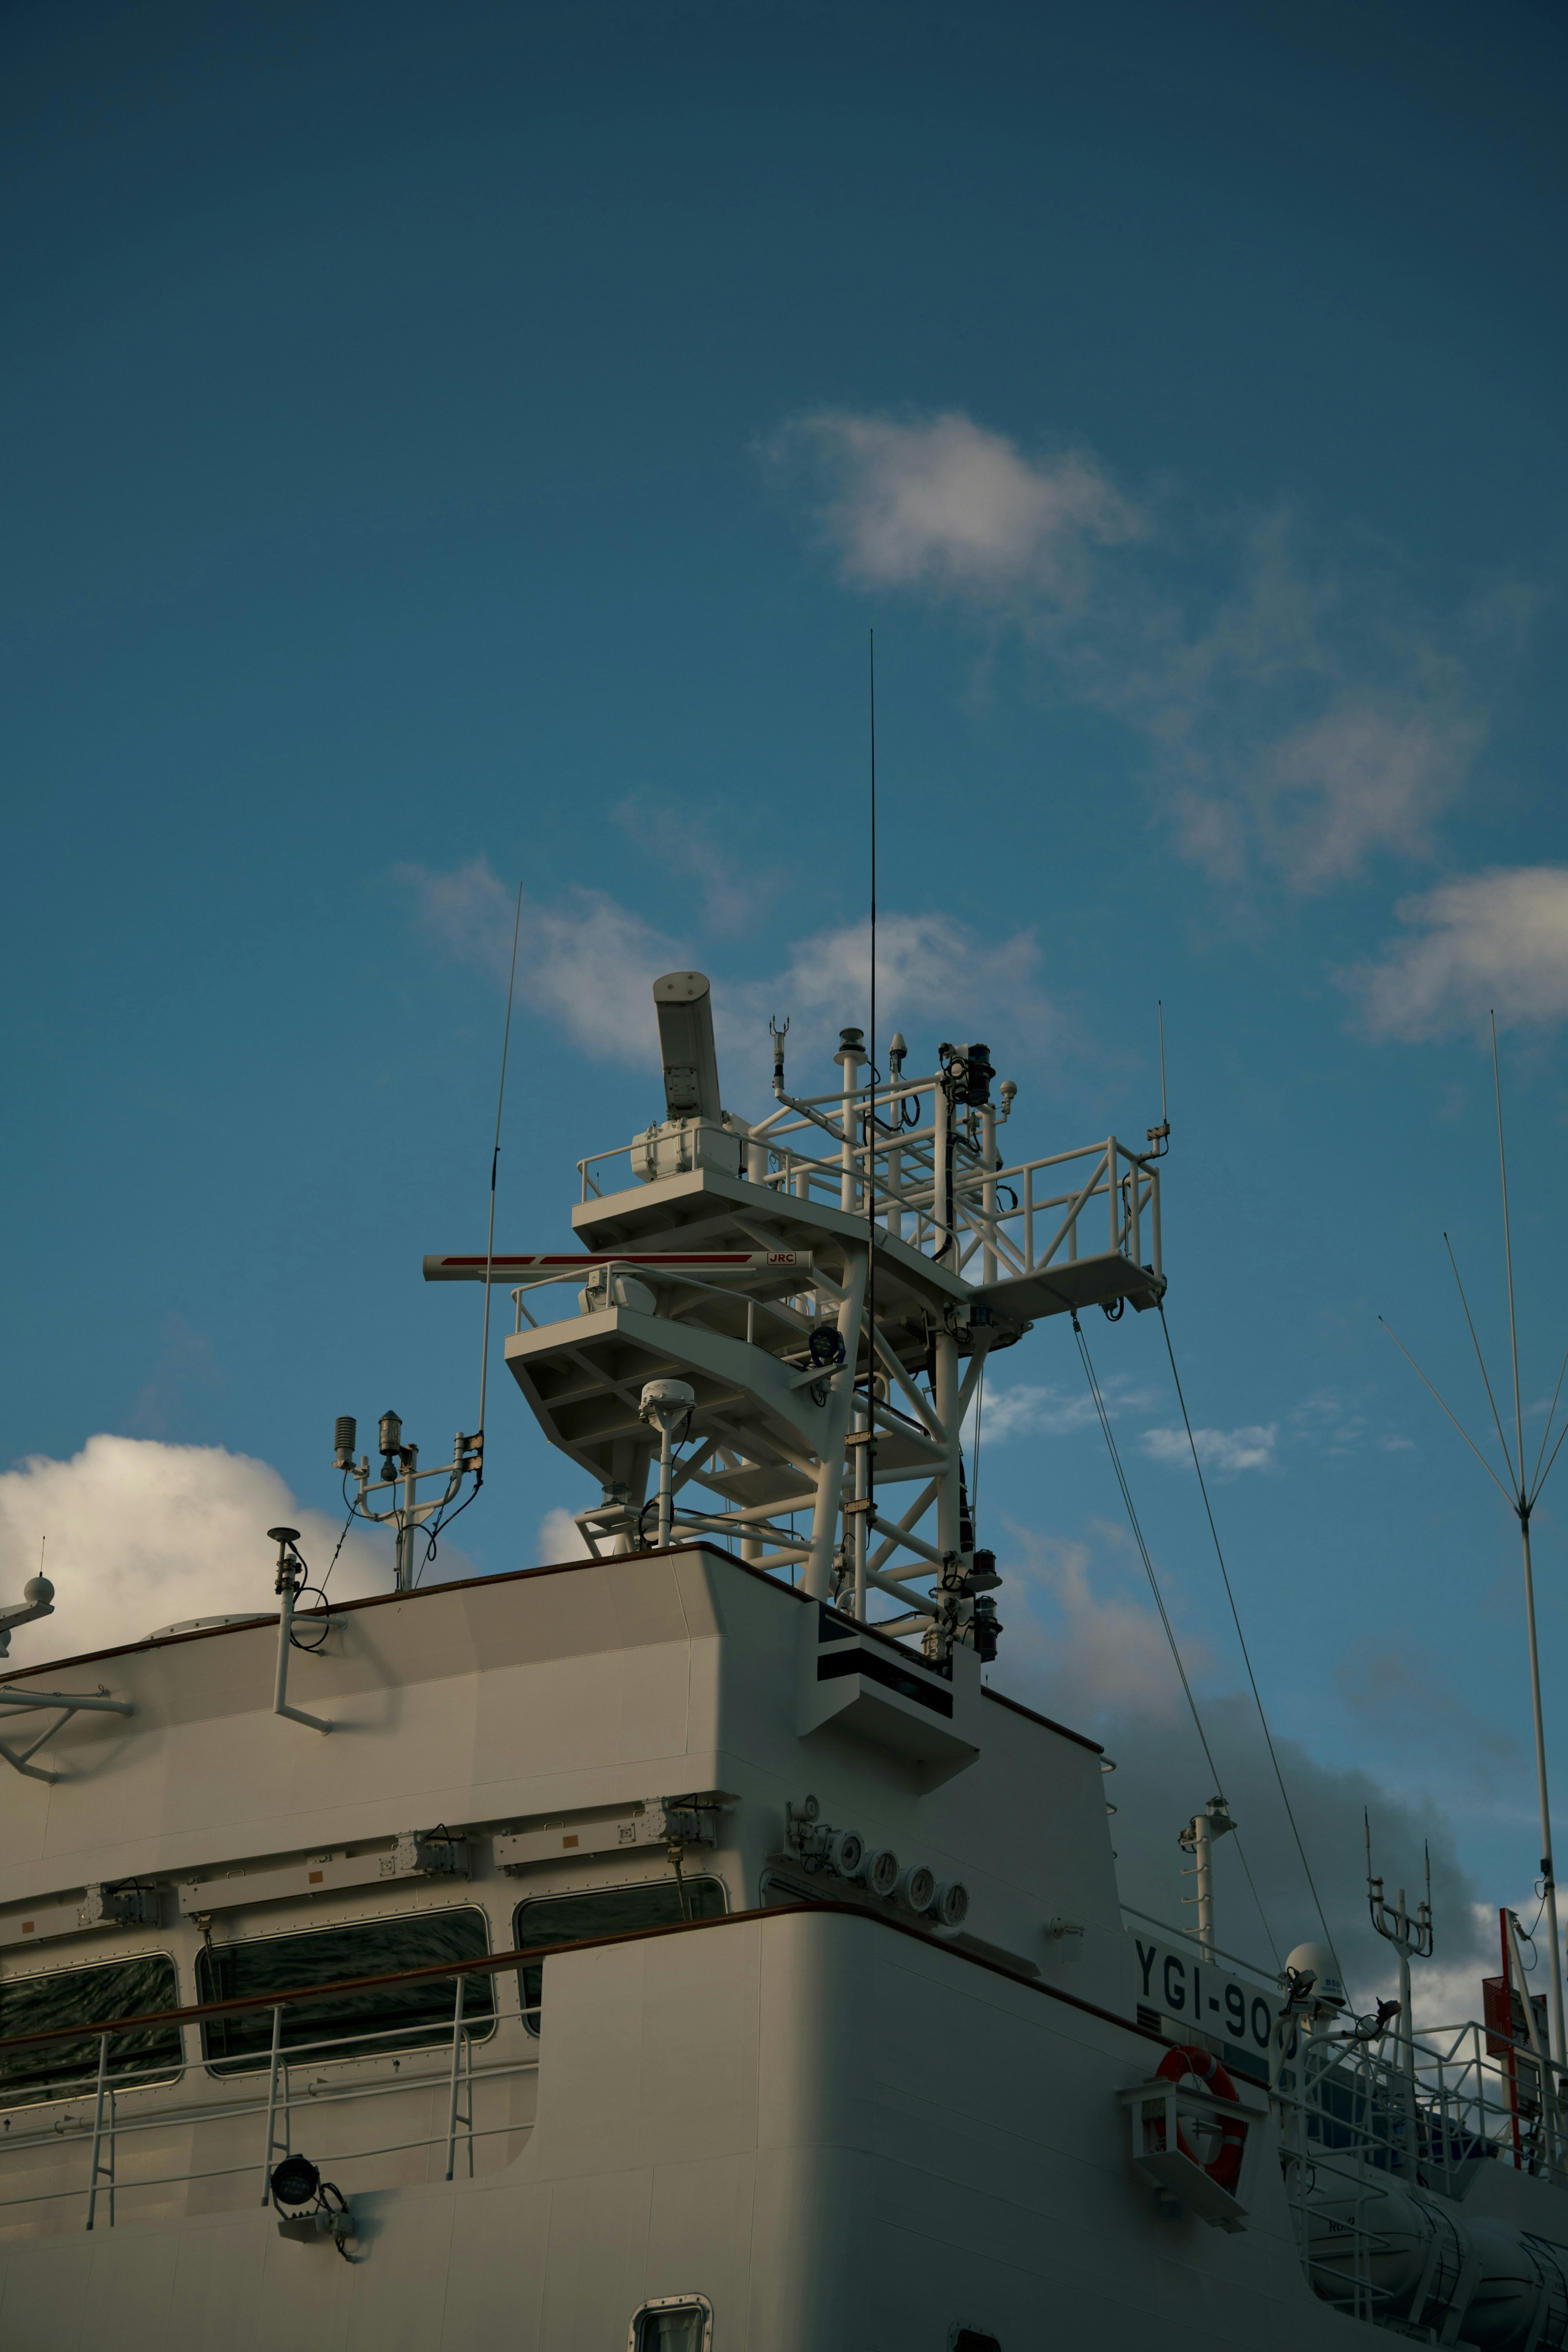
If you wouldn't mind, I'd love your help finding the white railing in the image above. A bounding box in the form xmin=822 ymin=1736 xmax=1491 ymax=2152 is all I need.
xmin=0 ymin=1944 xmax=548 ymax=2234
xmin=1272 ymin=2013 xmax=1568 ymax=2318
xmin=575 ymin=1067 xmax=1163 ymax=1294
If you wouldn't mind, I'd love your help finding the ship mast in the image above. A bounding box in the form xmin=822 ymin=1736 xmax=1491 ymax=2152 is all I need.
xmin=425 ymin=970 xmax=1168 ymax=1665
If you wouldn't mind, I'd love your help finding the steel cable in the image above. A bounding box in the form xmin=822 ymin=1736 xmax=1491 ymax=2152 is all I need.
xmin=1071 ymin=1314 xmax=1282 ymax=1970
xmin=1156 ymin=1301 xmax=1344 ymax=1986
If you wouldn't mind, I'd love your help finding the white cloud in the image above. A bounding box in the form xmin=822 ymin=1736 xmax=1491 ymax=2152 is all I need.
xmin=777 ymin=410 xmax=1499 ymax=898
xmin=1342 ymin=866 xmax=1568 ymax=1041
xmin=0 ymin=1435 xmax=392 ymax=1663
xmin=1249 ymin=702 xmax=1476 ymax=891
xmin=973 ymin=1374 xmax=1155 ymax=1443
xmin=404 ymin=860 xmax=1067 ymax=1087
xmin=996 ymin=1519 xmax=1492 ymax=2000
xmin=775 ymin=410 xmax=1143 ymax=604
xmin=536 ymin=1507 xmax=591 ymax=1561
xmin=399 ymin=859 xmax=690 ymax=1065
xmin=735 ymin=907 xmax=1065 ymax=1074
xmin=1141 ymin=1423 xmax=1278 ymax=1476
xmin=1002 ymin=1523 xmax=1205 ymax=1722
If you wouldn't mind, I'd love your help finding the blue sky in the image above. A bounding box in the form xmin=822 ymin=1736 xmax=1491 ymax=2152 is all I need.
xmin=3 ymin=0 xmax=1568 ymax=2000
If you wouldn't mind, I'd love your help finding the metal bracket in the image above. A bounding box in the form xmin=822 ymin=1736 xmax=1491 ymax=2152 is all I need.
xmin=494 ymin=1791 xmax=735 ymax=1875
xmin=0 ymin=1688 xmax=134 ymax=1784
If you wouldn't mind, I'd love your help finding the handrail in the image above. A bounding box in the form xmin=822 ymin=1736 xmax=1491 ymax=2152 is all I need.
xmin=0 ymin=1899 xmax=1157 ymax=2064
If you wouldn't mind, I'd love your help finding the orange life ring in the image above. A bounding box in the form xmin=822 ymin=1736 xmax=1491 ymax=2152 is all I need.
xmin=1154 ymin=2045 xmax=1248 ymax=2194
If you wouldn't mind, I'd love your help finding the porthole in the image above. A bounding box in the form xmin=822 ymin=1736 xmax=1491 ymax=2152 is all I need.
xmin=629 ymin=2292 xmax=713 ymax=2350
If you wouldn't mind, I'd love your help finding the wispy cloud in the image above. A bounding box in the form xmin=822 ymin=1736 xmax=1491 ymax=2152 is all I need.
xmin=1290 ymin=1390 xmax=1415 ymax=1457
xmin=127 ymin=1314 xmax=229 ymax=1438
xmin=399 ymin=858 xmax=690 ymax=1063
xmin=974 ymin=1374 xmax=1155 ymax=1443
xmin=401 ymin=858 xmax=1066 ymax=1087
xmin=1002 ymin=1521 xmax=1206 ymax=1722
xmin=775 ymin=410 xmax=1499 ymax=898
xmin=1340 ymin=866 xmax=1568 ymax=1041
xmin=612 ymin=799 xmax=760 ymax=938
xmin=1141 ymin=1423 xmax=1278 ymax=1476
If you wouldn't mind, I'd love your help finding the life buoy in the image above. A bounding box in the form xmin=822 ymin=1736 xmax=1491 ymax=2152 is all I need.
xmin=1153 ymin=2045 xmax=1248 ymax=2194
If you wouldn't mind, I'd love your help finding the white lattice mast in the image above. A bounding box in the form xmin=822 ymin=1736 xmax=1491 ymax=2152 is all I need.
xmin=426 ymin=970 xmax=1167 ymax=1662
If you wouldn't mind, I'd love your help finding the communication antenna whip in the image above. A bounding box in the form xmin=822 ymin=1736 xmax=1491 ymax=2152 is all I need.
xmin=866 ymin=629 xmax=877 ymax=1584
xmin=475 ymin=882 xmax=526 ymax=1476
xmin=1380 ymin=1011 xmax=1568 ymax=2066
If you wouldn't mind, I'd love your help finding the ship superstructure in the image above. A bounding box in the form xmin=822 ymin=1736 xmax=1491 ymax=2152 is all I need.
xmin=0 ymin=974 xmax=1564 ymax=2351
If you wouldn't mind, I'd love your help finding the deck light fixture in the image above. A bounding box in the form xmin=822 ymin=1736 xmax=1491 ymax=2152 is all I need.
xmin=270 ymin=2154 xmax=321 ymax=2207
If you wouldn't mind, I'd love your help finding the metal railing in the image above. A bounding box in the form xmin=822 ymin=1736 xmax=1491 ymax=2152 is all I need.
xmin=0 ymin=1941 xmax=550 ymax=2234
xmin=1272 ymin=2013 xmax=1568 ymax=2318
xmin=1276 ymin=2013 xmax=1566 ymax=2189
xmin=575 ymin=1088 xmax=1162 ymax=1294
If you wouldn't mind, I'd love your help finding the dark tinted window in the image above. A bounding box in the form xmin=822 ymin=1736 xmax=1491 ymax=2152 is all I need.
xmin=514 ymin=1878 xmax=725 ymax=2032
xmin=0 ymin=1953 xmax=182 ymax=2101
xmin=196 ymin=1907 xmax=492 ymax=2074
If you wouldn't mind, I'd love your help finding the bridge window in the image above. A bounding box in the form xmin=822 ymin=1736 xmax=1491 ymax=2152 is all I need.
xmin=196 ymin=1905 xmax=493 ymax=2074
xmin=0 ymin=1952 xmax=182 ymax=2102
xmin=514 ymin=1878 xmax=726 ymax=2034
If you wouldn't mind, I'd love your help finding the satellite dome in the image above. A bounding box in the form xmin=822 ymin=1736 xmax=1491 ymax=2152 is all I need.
xmin=1285 ymin=1941 xmax=1347 ymax=2009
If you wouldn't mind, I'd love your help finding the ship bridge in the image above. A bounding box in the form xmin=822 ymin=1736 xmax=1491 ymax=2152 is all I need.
xmin=425 ymin=971 xmax=1166 ymax=1658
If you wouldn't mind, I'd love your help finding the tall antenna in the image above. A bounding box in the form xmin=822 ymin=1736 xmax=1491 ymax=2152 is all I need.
xmin=1381 ymin=1013 xmax=1567 ymax=2065
xmin=866 ymin=629 xmax=877 ymax=1561
xmin=475 ymin=882 xmax=526 ymax=1476
xmin=1495 ymin=1011 xmax=1528 ymax=1495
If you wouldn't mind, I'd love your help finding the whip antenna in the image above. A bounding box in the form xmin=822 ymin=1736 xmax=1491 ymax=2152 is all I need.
xmin=866 ymin=629 xmax=877 ymax=1571
xmin=476 ymin=882 xmax=525 ymax=1474
xmin=1381 ymin=1014 xmax=1568 ymax=2066
xmin=1494 ymin=1010 xmax=1528 ymax=1495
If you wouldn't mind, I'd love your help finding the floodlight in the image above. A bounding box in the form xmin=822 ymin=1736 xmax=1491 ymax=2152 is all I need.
xmin=270 ymin=2153 xmax=321 ymax=2207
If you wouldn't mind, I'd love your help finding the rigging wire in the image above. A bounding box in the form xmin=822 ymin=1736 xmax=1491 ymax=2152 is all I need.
xmin=1071 ymin=1312 xmax=1281 ymax=1971
xmin=1155 ymin=1300 xmax=1343 ymax=1985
